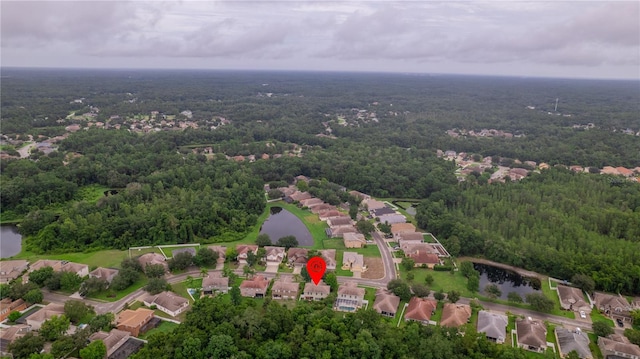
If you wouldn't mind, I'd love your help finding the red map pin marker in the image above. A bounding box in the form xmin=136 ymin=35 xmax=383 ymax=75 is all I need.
xmin=306 ymin=256 xmax=326 ymax=285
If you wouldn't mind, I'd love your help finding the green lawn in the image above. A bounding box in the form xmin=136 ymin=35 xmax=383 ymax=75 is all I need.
xmin=139 ymin=320 xmax=179 ymax=340
xmin=162 ymin=245 xmax=201 ymax=257
xmin=588 ymin=333 xmax=604 ymax=359
xmin=172 ymin=278 xmax=203 ymax=303
xmin=322 ymin=239 xmax=381 ymax=258
xmin=90 ymin=276 xmax=147 ymax=302
xmin=75 ymin=184 xmax=110 ymax=203
xmin=540 ymin=278 xmax=576 ymax=319
xmin=13 ymin=250 xmax=130 ymax=270
xmin=590 ymin=310 xmax=614 ymax=327
xmin=431 ymin=301 xmax=445 ymax=323
xmin=401 ymin=268 xmax=473 ymax=298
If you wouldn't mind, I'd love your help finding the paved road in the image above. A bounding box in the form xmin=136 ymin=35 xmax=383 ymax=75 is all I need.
xmin=371 ymin=231 xmax=397 ymax=284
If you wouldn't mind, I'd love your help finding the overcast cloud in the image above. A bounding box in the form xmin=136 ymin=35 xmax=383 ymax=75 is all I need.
xmin=1 ymin=0 xmax=638 ymax=79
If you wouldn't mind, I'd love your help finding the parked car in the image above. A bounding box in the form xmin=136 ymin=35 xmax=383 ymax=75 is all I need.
xmin=616 ymin=318 xmax=624 ymax=327
xmin=579 ymin=311 xmax=586 ymax=319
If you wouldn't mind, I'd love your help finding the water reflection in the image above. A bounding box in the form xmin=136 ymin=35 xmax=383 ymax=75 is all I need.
xmin=474 ymin=263 xmax=541 ymax=300
xmin=259 ymin=207 xmax=313 ymax=246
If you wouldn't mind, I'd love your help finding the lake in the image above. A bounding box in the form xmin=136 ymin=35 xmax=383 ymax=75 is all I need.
xmin=474 ymin=263 xmax=541 ymax=300
xmin=259 ymin=207 xmax=314 ymax=246
xmin=1 ymin=225 xmax=22 ymax=259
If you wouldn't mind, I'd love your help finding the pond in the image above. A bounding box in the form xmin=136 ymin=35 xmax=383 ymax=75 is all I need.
xmin=474 ymin=263 xmax=541 ymax=300
xmin=259 ymin=207 xmax=314 ymax=246
xmin=1 ymin=225 xmax=22 ymax=259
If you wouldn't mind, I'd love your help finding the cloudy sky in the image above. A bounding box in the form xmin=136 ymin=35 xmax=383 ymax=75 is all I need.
xmin=2 ymin=0 xmax=639 ymax=79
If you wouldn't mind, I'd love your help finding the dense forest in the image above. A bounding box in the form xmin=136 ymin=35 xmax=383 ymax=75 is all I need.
xmin=1 ymin=69 xmax=639 ymax=294
xmin=132 ymin=296 xmax=547 ymax=359
xmin=416 ymin=168 xmax=640 ymax=295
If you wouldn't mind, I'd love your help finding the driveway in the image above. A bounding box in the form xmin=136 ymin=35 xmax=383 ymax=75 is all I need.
xmin=265 ymin=263 xmax=279 ymax=273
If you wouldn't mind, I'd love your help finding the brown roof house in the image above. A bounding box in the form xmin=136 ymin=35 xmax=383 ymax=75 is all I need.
xmin=29 ymin=259 xmax=89 ymax=277
xmin=310 ymin=204 xmax=337 ymax=214
xmin=89 ymin=329 xmax=135 ymax=358
xmin=319 ymin=211 xmax=348 ymax=221
xmin=365 ymin=199 xmax=386 ymax=211
xmin=271 ymin=276 xmax=299 ymax=300
xmin=343 ymin=232 xmax=366 ymax=249
xmin=0 ymin=260 xmax=28 ymax=284
xmin=516 ymin=317 xmax=547 ymax=353
xmin=302 ymin=281 xmax=331 ymax=301
xmin=264 ymin=246 xmax=286 ymax=264
xmin=116 ymin=308 xmax=155 ymax=337
xmin=391 ymin=223 xmax=416 ymax=238
xmin=0 ymin=298 xmax=26 ymax=321
xmin=556 ymin=328 xmax=592 ymax=359
xmin=341 ymin=252 xmax=365 ymax=274
xmin=594 ymin=292 xmax=633 ymax=323
xmin=398 ymin=232 xmax=425 ymax=242
xmin=440 ymin=303 xmax=472 ymax=328
xmin=335 ymin=282 xmax=365 ymax=312
xmin=202 ymin=272 xmax=229 ymax=294
xmin=598 ymin=335 xmax=640 ymax=359
xmin=373 ymin=289 xmax=400 ymax=317
xmin=25 ymin=303 xmax=65 ymax=330
xmin=299 ymin=198 xmax=324 ymax=208
xmin=349 ymin=190 xmax=371 ymax=202
xmin=319 ymin=249 xmax=337 ymax=270
xmin=404 ymin=297 xmax=438 ymax=325
xmin=29 ymin=259 xmax=63 ymax=272
xmin=137 ymin=253 xmax=168 ymax=272
xmin=477 ymin=311 xmax=508 ymax=344
xmin=327 ymin=225 xmax=358 ymax=238
xmin=287 ymin=248 xmax=308 ymax=267
xmin=207 ymin=245 xmax=226 ymax=269
xmin=143 ymin=291 xmax=189 ymax=317
xmin=326 ymin=216 xmax=352 ymax=227
xmin=557 ymin=285 xmax=591 ymax=313
xmin=0 ymin=325 xmax=31 ymax=356
xmin=407 ymin=251 xmax=441 ymax=269
xmin=240 ymin=275 xmax=270 ymax=298
xmin=236 ymin=245 xmax=259 ymax=264
xmin=289 ymin=191 xmax=312 ymax=202
xmin=89 ymin=267 xmax=119 ymax=284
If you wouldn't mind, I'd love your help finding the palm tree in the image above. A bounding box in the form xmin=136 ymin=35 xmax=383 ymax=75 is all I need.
xmin=200 ymin=268 xmax=208 ymax=277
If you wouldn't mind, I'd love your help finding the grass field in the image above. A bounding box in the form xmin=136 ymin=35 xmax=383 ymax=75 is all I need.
xmin=401 ymin=268 xmax=474 ymax=298
xmin=590 ymin=310 xmax=614 ymax=327
xmin=90 ymin=276 xmax=147 ymax=302
xmin=139 ymin=320 xmax=179 ymax=340
xmin=75 ymin=184 xmax=110 ymax=203
xmin=12 ymin=249 xmax=131 ymax=270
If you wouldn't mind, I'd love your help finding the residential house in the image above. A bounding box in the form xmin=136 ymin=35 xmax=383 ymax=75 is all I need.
xmin=326 ymin=216 xmax=352 ymax=227
xmin=319 ymin=249 xmax=337 ymax=270
xmin=299 ymin=198 xmax=324 ymax=208
xmin=264 ymin=246 xmax=286 ymax=264
xmin=202 ymin=272 xmax=229 ymax=294
xmin=116 ymin=308 xmax=155 ymax=337
xmin=343 ymin=232 xmax=366 ymax=249
xmin=240 ymin=275 xmax=270 ymax=298
xmin=391 ymin=223 xmax=416 ymax=237
xmin=143 ymin=291 xmax=190 ymax=317
xmin=287 ymin=248 xmax=308 ymax=267
xmin=89 ymin=267 xmax=119 ymax=284
xmin=407 ymin=251 xmax=441 ymax=269
xmin=364 ymin=199 xmax=386 ymax=211
xmin=271 ymin=276 xmax=299 ymax=300
xmin=327 ymin=225 xmax=358 ymax=238
xmin=440 ymin=303 xmax=472 ymax=328
xmin=477 ymin=311 xmax=508 ymax=344
xmin=0 ymin=260 xmax=28 ymax=284
xmin=373 ymin=207 xmax=396 ymax=217
xmin=397 ymin=232 xmax=425 ymax=242
xmin=598 ymin=335 xmax=640 ymax=359
xmin=404 ymin=297 xmax=438 ymax=325
xmin=516 ymin=317 xmax=547 ymax=353
xmin=236 ymin=245 xmax=259 ymax=264
xmin=319 ymin=211 xmax=348 ymax=221
xmin=138 ymin=253 xmax=169 ymax=272
xmin=25 ymin=303 xmax=65 ymax=330
xmin=288 ymin=191 xmax=312 ymax=203
xmin=60 ymin=261 xmax=89 ymax=277
xmin=302 ymin=281 xmax=331 ymax=301
xmin=400 ymin=242 xmax=433 ymax=254
xmin=310 ymin=204 xmax=337 ymax=214
xmin=594 ymin=292 xmax=632 ymax=323
xmin=335 ymin=282 xmax=365 ymax=312
xmin=29 ymin=259 xmax=63 ymax=272
xmin=349 ymin=191 xmax=371 ymax=202
xmin=295 ymin=175 xmax=310 ymax=183
xmin=0 ymin=298 xmax=26 ymax=321
xmin=377 ymin=214 xmax=407 ymax=224
xmin=342 ymin=252 xmax=365 ymax=274
xmin=172 ymin=247 xmax=196 ymax=257
xmin=207 ymin=245 xmax=226 ymax=267
xmin=89 ymin=329 xmax=134 ymax=358
xmin=373 ymin=289 xmax=400 ymax=317
xmin=0 ymin=325 xmax=31 ymax=356
xmin=556 ymin=328 xmax=592 ymax=358
xmin=557 ymin=285 xmax=591 ymax=313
